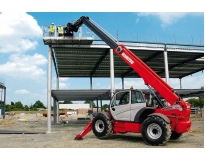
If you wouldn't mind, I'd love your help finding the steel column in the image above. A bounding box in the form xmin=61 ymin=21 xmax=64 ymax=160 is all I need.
xmin=122 ymin=77 xmax=124 ymax=90
xmin=53 ymin=98 xmax=57 ymax=125
xmin=100 ymin=97 xmax=102 ymax=111
xmin=164 ymin=45 xmax=170 ymax=84
xmin=90 ymin=77 xmax=92 ymax=90
xmin=90 ymin=77 xmax=93 ymax=116
xmin=96 ymin=98 xmax=98 ymax=112
xmin=3 ymin=87 xmax=6 ymax=119
xmin=56 ymin=76 xmax=59 ymax=123
xmin=180 ymin=78 xmax=182 ymax=89
xmin=90 ymin=100 xmax=93 ymax=120
xmin=47 ymin=46 xmax=52 ymax=133
xmin=110 ymin=49 xmax=115 ymax=97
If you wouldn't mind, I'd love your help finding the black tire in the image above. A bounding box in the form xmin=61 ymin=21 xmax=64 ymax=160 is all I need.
xmin=92 ymin=114 xmax=112 ymax=139
xmin=170 ymin=131 xmax=182 ymax=140
xmin=141 ymin=116 xmax=171 ymax=146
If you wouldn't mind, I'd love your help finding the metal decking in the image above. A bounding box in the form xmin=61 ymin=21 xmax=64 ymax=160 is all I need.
xmin=43 ymin=37 xmax=204 ymax=79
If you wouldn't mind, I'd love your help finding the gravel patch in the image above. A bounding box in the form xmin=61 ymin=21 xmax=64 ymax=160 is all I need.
xmin=0 ymin=114 xmax=204 ymax=148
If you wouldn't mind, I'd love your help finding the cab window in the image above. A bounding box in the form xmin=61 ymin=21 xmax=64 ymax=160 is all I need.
xmin=114 ymin=91 xmax=130 ymax=106
xmin=131 ymin=90 xmax=145 ymax=104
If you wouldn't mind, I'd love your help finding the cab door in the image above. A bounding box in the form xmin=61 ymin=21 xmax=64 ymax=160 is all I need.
xmin=110 ymin=91 xmax=131 ymax=121
xmin=130 ymin=90 xmax=146 ymax=121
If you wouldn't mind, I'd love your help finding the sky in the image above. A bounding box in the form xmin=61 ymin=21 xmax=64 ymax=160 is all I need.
xmin=0 ymin=11 xmax=204 ymax=106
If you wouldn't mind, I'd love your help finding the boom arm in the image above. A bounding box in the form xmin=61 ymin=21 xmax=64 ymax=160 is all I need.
xmin=66 ymin=16 xmax=187 ymax=108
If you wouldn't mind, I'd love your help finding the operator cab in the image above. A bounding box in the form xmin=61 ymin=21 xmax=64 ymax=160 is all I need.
xmin=110 ymin=88 xmax=146 ymax=121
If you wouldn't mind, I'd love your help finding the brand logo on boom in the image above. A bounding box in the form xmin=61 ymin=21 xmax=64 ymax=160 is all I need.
xmin=121 ymin=52 xmax=134 ymax=64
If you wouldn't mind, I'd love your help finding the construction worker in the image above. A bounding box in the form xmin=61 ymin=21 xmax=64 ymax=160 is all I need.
xmin=48 ymin=23 xmax=55 ymax=37
xmin=57 ymin=25 xmax=64 ymax=36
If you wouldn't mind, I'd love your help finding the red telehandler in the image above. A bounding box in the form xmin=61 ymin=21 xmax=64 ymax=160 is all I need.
xmin=65 ymin=16 xmax=192 ymax=146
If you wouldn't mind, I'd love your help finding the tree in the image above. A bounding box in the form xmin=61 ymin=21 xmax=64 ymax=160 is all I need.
xmin=84 ymin=100 xmax=96 ymax=108
xmin=0 ymin=101 xmax=4 ymax=108
xmin=63 ymin=100 xmax=73 ymax=104
xmin=24 ymin=105 xmax=29 ymax=111
xmin=30 ymin=100 xmax=46 ymax=111
xmin=15 ymin=101 xmax=24 ymax=111
xmin=33 ymin=100 xmax=46 ymax=108
xmin=186 ymin=86 xmax=204 ymax=108
xmin=7 ymin=105 xmax=16 ymax=111
xmin=102 ymin=104 xmax=109 ymax=111
xmin=186 ymin=98 xmax=204 ymax=108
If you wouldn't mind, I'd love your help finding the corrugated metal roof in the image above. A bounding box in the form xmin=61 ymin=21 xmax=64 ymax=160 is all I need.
xmin=43 ymin=37 xmax=204 ymax=102
xmin=43 ymin=37 xmax=204 ymax=79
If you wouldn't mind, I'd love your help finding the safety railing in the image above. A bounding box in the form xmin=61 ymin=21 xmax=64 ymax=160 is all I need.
xmin=191 ymin=107 xmax=200 ymax=114
xmin=191 ymin=107 xmax=204 ymax=118
xmin=42 ymin=24 xmax=204 ymax=51
xmin=42 ymin=24 xmax=94 ymax=38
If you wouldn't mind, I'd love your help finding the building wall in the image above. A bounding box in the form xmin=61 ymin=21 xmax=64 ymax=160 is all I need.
xmin=59 ymin=104 xmax=90 ymax=110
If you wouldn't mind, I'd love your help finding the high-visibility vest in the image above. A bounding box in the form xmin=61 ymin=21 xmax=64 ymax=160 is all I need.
xmin=49 ymin=25 xmax=55 ymax=33
xmin=57 ymin=27 xmax=63 ymax=34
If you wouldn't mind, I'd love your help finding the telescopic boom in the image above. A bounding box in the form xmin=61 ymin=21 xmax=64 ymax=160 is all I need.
xmin=65 ymin=16 xmax=187 ymax=108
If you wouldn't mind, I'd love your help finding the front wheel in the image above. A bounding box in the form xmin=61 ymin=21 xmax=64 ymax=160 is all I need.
xmin=141 ymin=116 xmax=171 ymax=146
xmin=92 ymin=114 xmax=112 ymax=139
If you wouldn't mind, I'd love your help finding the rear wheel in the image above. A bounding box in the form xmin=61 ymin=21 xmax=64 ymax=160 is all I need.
xmin=92 ymin=114 xmax=112 ymax=139
xmin=141 ymin=116 xmax=171 ymax=146
xmin=170 ymin=131 xmax=182 ymax=140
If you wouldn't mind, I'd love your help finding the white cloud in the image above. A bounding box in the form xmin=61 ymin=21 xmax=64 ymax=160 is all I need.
xmin=15 ymin=89 xmax=29 ymax=94
xmin=112 ymin=73 xmax=204 ymax=91
xmin=170 ymin=74 xmax=204 ymax=89
xmin=53 ymin=78 xmax=70 ymax=89
xmin=59 ymin=82 xmax=67 ymax=88
xmin=0 ymin=12 xmax=42 ymax=53
xmin=138 ymin=12 xmax=203 ymax=27
xmin=0 ymin=53 xmax=47 ymax=79
xmin=59 ymin=78 xmax=70 ymax=89
xmin=110 ymin=79 xmax=146 ymax=90
xmin=59 ymin=78 xmax=69 ymax=82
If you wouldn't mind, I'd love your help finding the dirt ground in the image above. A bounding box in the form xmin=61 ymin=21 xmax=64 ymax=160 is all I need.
xmin=0 ymin=113 xmax=204 ymax=148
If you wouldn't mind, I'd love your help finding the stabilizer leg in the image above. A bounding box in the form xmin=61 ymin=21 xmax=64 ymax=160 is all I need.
xmin=74 ymin=120 xmax=93 ymax=140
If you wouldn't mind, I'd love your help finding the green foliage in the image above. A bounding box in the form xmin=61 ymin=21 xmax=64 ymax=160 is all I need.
xmin=15 ymin=101 xmax=24 ymax=110
xmin=0 ymin=100 xmax=4 ymax=108
xmin=186 ymin=97 xmax=204 ymax=108
xmin=4 ymin=100 xmax=46 ymax=111
xmin=84 ymin=100 xmax=96 ymax=108
xmin=30 ymin=100 xmax=46 ymax=111
xmin=6 ymin=105 xmax=16 ymax=111
xmin=0 ymin=100 xmax=3 ymax=105
xmin=24 ymin=105 xmax=29 ymax=111
xmin=63 ymin=100 xmax=73 ymax=104
xmin=102 ymin=104 xmax=109 ymax=111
